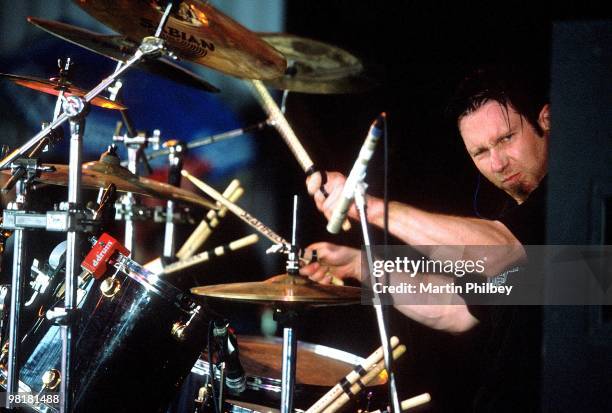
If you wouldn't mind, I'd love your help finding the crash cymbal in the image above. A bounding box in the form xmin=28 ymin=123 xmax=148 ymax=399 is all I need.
xmin=74 ymin=0 xmax=287 ymax=80
xmin=231 ymin=335 xmax=386 ymax=387
xmin=0 ymin=73 xmax=126 ymax=110
xmin=23 ymin=154 xmax=218 ymax=209
xmin=191 ymin=273 xmax=360 ymax=306
xmin=27 ymin=17 xmax=219 ymax=93
xmin=260 ymin=33 xmax=377 ymax=94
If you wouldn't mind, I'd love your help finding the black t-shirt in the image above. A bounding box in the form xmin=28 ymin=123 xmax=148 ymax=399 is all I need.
xmin=466 ymin=179 xmax=546 ymax=413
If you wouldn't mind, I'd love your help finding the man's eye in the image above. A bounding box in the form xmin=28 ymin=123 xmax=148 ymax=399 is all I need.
xmin=501 ymin=134 xmax=513 ymax=143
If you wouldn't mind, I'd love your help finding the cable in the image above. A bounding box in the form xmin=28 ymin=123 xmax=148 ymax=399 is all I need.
xmin=382 ymin=114 xmax=390 ymax=296
xmin=472 ymin=173 xmax=485 ymax=218
xmin=383 ymin=114 xmax=389 ymax=246
xmin=207 ymin=320 xmax=220 ymax=413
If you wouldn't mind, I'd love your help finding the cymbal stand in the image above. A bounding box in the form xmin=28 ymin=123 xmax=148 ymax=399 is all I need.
xmin=275 ymin=307 xmax=298 ymax=413
xmin=112 ymin=107 xmax=160 ymax=259
xmin=2 ymin=58 xmax=69 ymax=401
xmin=278 ymin=195 xmax=300 ymax=413
xmin=1 ymin=11 xmax=175 ymax=413
xmin=354 ymin=181 xmax=401 ymax=413
xmin=2 ymin=158 xmax=48 ymax=408
xmin=60 ymin=7 xmax=176 ymax=409
xmin=58 ymin=95 xmax=88 ymax=413
xmin=139 ymin=121 xmax=268 ymax=164
xmin=162 ymin=140 xmax=186 ymax=262
xmin=108 ymin=58 xmax=159 ymax=260
xmin=52 ymin=58 xmax=73 ymax=122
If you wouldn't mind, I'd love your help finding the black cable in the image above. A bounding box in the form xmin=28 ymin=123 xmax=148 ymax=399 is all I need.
xmin=472 ymin=173 xmax=485 ymax=218
xmin=382 ymin=114 xmax=391 ymax=297
xmin=207 ymin=320 xmax=220 ymax=413
xmin=383 ymin=114 xmax=389 ymax=246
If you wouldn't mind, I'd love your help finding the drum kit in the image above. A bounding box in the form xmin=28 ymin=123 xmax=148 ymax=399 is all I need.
xmin=0 ymin=1 xmax=429 ymax=413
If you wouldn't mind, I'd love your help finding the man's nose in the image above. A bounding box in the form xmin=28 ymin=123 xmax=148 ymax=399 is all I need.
xmin=490 ymin=149 xmax=508 ymax=173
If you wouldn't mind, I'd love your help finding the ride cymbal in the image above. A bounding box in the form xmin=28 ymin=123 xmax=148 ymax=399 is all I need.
xmin=0 ymin=73 xmax=126 ymax=110
xmin=74 ymin=0 xmax=287 ymax=79
xmin=27 ymin=17 xmax=219 ymax=93
xmin=22 ymin=156 xmax=218 ymax=209
xmin=191 ymin=273 xmax=361 ymax=306
xmin=260 ymin=33 xmax=377 ymax=94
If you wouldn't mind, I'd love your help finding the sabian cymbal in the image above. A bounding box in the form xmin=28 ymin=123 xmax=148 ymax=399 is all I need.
xmin=27 ymin=155 xmax=218 ymax=209
xmin=74 ymin=0 xmax=287 ymax=80
xmin=260 ymin=33 xmax=377 ymax=94
xmin=27 ymin=17 xmax=219 ymax=93
xmin=191 ymin=273 xmax=360 ymax=306
xmin=0 ymin=73 xmax=126 ymax=110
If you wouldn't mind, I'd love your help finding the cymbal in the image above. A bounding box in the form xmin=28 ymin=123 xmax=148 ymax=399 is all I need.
xmin=27 ymin=155 xmax=218 ymax=209
xmin=191 ymin=273 xmax=361 ymax=306
xmin=0 ymin=73 xmax=126 ymax=110
xmin=260 ymin=33 xmax=377 ymax=94
xmin=220 ymin=335 xmax=386 ymax=387
xmin=74 ymin=0 xmax=287 ymax=80
xmin=27 ymin=17 xmax=219 ymax=93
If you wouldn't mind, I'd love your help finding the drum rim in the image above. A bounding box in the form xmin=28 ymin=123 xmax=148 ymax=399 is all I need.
xmin=115 ymin=255 xmax=188 ymax=304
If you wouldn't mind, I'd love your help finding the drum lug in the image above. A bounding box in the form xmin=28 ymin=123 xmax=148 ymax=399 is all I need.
xmin=42 ymin=368 xmax=62 ymax=390
xmin=100 ymin=276 xmax=121 ymax=298
xmin=0 ymin=342 xmax=8 ymax=374
xmin=195 ymin=384 xmax=210 ymax=404
xmin=171 ymin=322 xmax=187 ymax=341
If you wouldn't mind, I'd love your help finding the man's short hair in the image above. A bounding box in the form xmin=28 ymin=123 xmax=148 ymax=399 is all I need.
xmin=447 ymin=65 xmax=549 ymax=135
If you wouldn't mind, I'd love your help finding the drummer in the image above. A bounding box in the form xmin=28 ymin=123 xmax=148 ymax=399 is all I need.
xmin=300 ymin=65 xmax=549 ymax=412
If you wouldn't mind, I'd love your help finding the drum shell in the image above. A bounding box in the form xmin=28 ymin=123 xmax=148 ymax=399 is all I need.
xmin=17 ymin=259 xmax=208 ymax=413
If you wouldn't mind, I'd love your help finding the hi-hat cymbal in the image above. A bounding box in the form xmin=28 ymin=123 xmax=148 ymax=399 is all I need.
xmin=74 ymin=0 xmax=287 ymax=80
xmin=0 ymin=73 xmax=126 ymax=110
xmin=27 ymin=17 xmax=219 ymax=93
xmin=260 ymin=33 xmax=377 ymax=94
xmin=24 ymin=155 xmax=218 ymax=209
xmin=191 ymin=273 xmax=361 ymax=306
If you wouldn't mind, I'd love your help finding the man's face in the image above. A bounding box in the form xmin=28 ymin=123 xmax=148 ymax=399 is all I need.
xmin=459 ymin=100 xmax=549 ymax=204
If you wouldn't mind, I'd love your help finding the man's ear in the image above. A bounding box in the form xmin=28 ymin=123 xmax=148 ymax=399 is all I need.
xmin=538 ymin=104 xmax=551 ymax=133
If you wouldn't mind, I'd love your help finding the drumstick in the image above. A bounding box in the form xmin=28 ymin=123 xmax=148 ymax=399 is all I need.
xmin=249 ymin=79 xmax=314 ymax=173
xmin=214 ymin=187 xmax=244 ymax=222
xmin=248 ymin=80 xmax=350 ymax=231
xmin=400 ymin=393 xmax=432 ymax=411
xmin=305 ymin=337 xmax=400 ymax=413
xmin=367 ymin=393 xmax=432 ymax=413
xmin=176 ymin=180 xmax=241 ymax=259
xmin=176 ymin=180 xmax=242 ymax=260
xmin=163 ymin=234 xmax=259 ymax=275
xmin=321 ymin=345 xmax=407 ymax=413
xmin=145 ymin=218 xmax=251 ymax=275
xmin=181 ymin=169 xmax=290 ymax=248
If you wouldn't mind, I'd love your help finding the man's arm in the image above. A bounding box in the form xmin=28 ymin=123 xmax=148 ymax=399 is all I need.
xmin=307 ymin=171 xmax=525 ymax=275
xmin=300 ymin=243 xmax=479 ymax=334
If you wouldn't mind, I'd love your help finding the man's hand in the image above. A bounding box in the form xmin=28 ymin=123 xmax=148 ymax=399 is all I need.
xmin=306 ymin=171 xmax=360 ymax=222
xmin=300 ymin=242 xmax=362 ymax=284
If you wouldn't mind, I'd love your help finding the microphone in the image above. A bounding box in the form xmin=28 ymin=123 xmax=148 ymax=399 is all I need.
xmin=213 ymin=320 xmax=246 ymax=393
xmin=327 ymin=113 xmax=385 ymax=234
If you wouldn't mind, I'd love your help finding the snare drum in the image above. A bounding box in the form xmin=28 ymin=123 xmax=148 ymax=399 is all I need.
xmin=169 ymin=336 xmax=387 ymax=413
xmin=12 ymin=252 xmax=208 ymax=413
xmin=170 ymin=357 xmax=328 ymax=413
